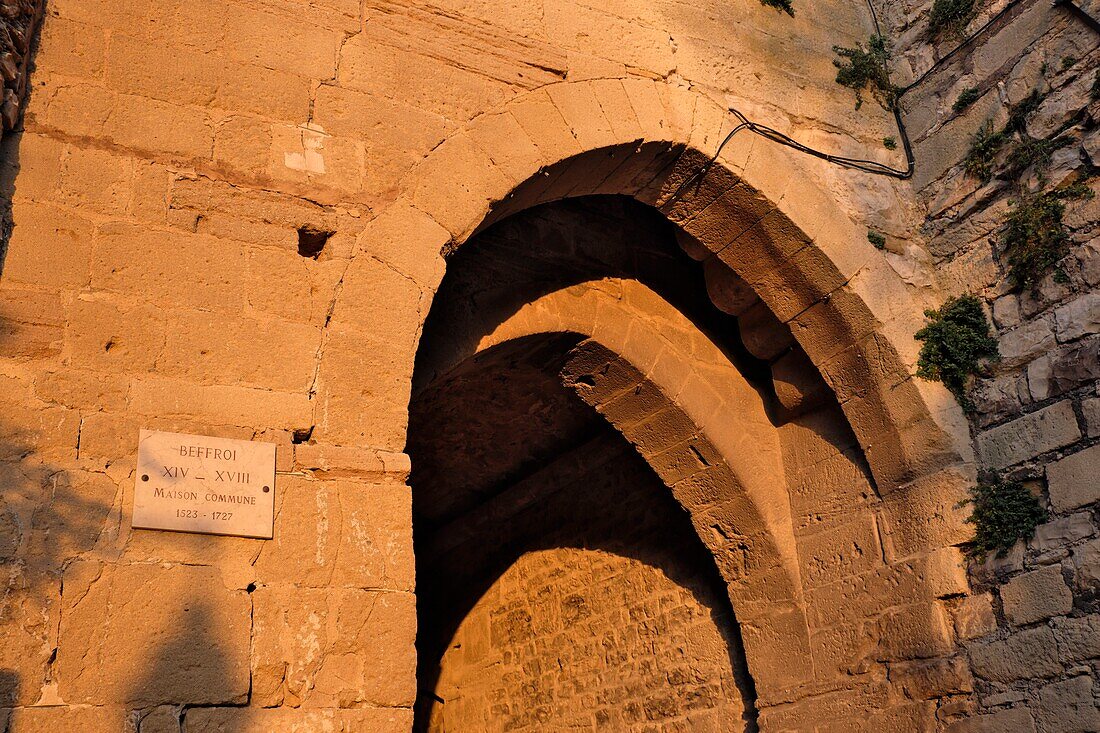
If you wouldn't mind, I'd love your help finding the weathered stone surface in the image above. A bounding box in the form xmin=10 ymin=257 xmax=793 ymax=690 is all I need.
xmin=969 ymin=626 xmax=1062 ymax=682
xmin=1047 ymin=444 xmax=1100 ymax=513
xmin=977 ymin=401 xmax=1081 ymax=469
xmin=184 ymin=706 xmax=414 ymax=733
xmin=944 ymin=708 xmax=1036 ymax=733
xmin=251 ymin=586 xmax=416 ymax=708
xmin=1053 ymin=615 xmax=1100 ymax=665
xmin=56 ymin=562 xmax=251 ymax=706
xmin=949 ymin=593 xmax=997 ymax=641
xmin=1036 ymin=675 xmax=1100 ymax=733
xmin=1000 ymin=564 xmax=1072 ymax=625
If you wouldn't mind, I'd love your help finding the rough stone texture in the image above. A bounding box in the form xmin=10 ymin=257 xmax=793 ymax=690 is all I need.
xmin=1047 ymin=444 xmax=1100 ymax=513
xmin=418 ymin=434 xmax=753 ymax=731
xmin=999 ymin=564 xmax=1073 ymax=626
xmin=0 ymin=0 xmax=1095 ymax=729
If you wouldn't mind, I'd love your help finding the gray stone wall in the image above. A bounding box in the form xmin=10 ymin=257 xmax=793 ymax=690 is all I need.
xmin=891 ymin=0 xmax=1100 ymax=727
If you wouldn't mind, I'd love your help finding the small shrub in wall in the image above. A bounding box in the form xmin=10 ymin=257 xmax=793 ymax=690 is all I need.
xmin=833 ymin=35 xmax=897 ymax=110
xmin=928 ymin=0 xmax=977 ymax=40
xmin=963 ymin=478 xmax=1047 ymax=559
xmin=760 ymin=0 xmax=794 ymax=15
xmin=915 ymin=294 xmax=999 ymax=411
xmin=963 ymin=121 xmax=1007 ymax=182
xmin=1002 ymin=184 xmax=1095 ymax=290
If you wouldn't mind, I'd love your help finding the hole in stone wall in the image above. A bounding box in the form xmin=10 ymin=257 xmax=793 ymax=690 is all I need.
xmin=297 ymin=226 xmax=332 ymax=259
xmin=292 ymin=426 xmax=314 ymax=444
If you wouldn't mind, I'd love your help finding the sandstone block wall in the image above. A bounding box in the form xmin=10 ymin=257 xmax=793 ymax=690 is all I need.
xmin=888 ymin=0 xmax=1100 ymax=727
xmin=0 ymin=0 xmax=1094 ymax=730
xmin=421 ymin=435 xmax=752 ymax=732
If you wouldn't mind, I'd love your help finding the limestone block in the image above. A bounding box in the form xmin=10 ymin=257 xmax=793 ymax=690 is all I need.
xmin=0 ymin=398 xmax=79 ymax=462
xmin=1036 ymin=675 xmax=1100 ymax=733
xmin=64 ymin=297 xmax=166 ymax=374
xmin=1049 ymin=338 xmax=1100 ymax=397
xmin=156 ymin=310 xmax=321 ymax=392
xmin=998 ymin=315 xmax=1056 ymax=367
xmin=704 ymin=257 xmax=758 ymax=316
xmin=875 ymin=602 xmax=954 ymax=661
xmin=1073 ymin=538 xmax=1100 ymax=588
xmin=0 ymin=573 xmax=61 ymax=706
xmin=220 ymin=5 xmax=342 ymax=79
xmin=877 ymin=467 xmax=971 ymax=561
xmin=795 ymin=514 xmax=883 ymax=588
xmin=739 ymin=603 xmax=814 ymax=692
xmin=56 ymin=561 xmax=250 ymax=706
xmin=944 ymin=708 xmax=1036 ymax=733
xmin=253 ymin=477 xmax=413 ymax=591
xmin=969 ymin=626 xmax=1062 ymax=682
xmin=251 ymin=586 xmax=416 ymax=708
xmin=1031 ymin=512 xmax=1095 ymax=554
xmin=948 ymin=593 xmax=997 ymax=641
xmin=327 ymin=256 xmax=426 ymax=353
xmin=313 ymin=324 xmax=413 ymax=449
xmin=358 ymin=202 xmax=449 ymax=291
xmin=466 ymin=110 xmax=543 ymax=189
xmin=106 ymin=93 xmax=216 ymax=160
xmin=412 ymin=132 xmax=513 ymax=239
xmin=3 ymin=706 xmax=124 ymax=732
xmin=91 ymin=222 xmax=250 ymax=313
xmin=738 ymin=301 xmax=793 ymax=362
xmin=1047 ymin=444 xmax=1100 ymax=513
xmin=212 ymin=114 xmax=272 ymax=177
xmin=184 ymin=706 xmax=413 ymax=733
xmin=891 ymin=656 xmax=973 ymax=700
xmin=0 ymin=287 xmax=65 ymax=361
xmin=57 ymin=145 xmax=135 ymax=214
xmin=138 ymin=706 xmax=180 ymax=733
xmin=34 ymin=368 xmax=129 ymax=412
xmin=1000 ymin=564 xmax=1072 ymax=625
xmin=106 ymin=35 xmax=310 ymax=121
xmin=130 ymin=376 xmax=311 ymax=433
xmin=3 ymin=200 xmax=94 ymax=288
xmin=771 ymin=348 xmax=830 ymax=416
xmin=977 ymin=401 xmax=1081 ymax=469
xmin=1053 ymin=615 xmax=1100 ymax=665
xmin=1055 ymin=292 xmax=1100 ymax=343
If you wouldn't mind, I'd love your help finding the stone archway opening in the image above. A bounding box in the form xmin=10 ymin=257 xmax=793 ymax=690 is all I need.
xmin=409 ymin=334 xmax=760 ymax=731
xmin=401 ymin=167 xmax=975 ymax=729
xmin=407 ymin=197 xmax=780 ymax=731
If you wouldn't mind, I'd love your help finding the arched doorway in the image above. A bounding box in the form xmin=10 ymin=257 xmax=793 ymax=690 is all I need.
xmin=407 ymin=197 xmax=883 ymax=730
xmin=311 ymin=80 xmax=979 ymax=731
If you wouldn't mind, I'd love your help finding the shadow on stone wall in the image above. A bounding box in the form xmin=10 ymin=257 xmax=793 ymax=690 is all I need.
xmin=0 ymin=316 xmax=247 ymax=730
xmin=0 ymin=418 xmax=113 ymax=712
xmin=414 ymin=428 xmax=760 ymax=733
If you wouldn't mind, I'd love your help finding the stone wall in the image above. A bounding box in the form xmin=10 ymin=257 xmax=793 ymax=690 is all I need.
xmin=889 ymin=0 xmax=1100 ymax=728
xmin=420 ymin=435 xmax=753 ymax=732
xmin=0 ymin=0 xmax=1095 ymax=730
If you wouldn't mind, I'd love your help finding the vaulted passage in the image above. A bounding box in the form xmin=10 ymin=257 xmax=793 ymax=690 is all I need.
xmin=411 ymin=338 xmax=756 ymax=731
xmin=407 ymin=197 xmax=779 ymax=731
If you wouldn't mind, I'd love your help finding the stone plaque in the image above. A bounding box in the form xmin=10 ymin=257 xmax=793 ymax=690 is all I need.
xmin=133 ymin=429 xmax=276 ymax=539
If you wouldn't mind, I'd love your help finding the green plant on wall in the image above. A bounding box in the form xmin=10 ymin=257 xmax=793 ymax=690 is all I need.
xmin=760 ymin=0 xmax=794 ymax=15
xmin=833 ymin=35 xmax=897 ymax=110
xmin=928 ymin=0 xmax=977 ymax=40
xmin=963 ymin=121 xmax=1007 ymax=182
xmin=963 ymin=478 xmax=1047 ymax=559
xmin=953 ymin=86 xmax=980 ymax=113
xmin=915 ymin=295 xmax=999 ymax=410
xmin=1002 ymin=184 xmax=1095 ymax=290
